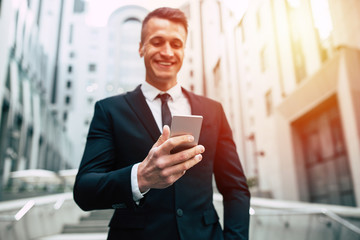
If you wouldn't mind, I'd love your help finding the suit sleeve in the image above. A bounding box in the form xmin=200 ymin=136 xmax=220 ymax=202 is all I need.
xmin=73 ymin=101 xmax=135 ymax=211
xmin=213 ymin=104 xmax=251 ymax=240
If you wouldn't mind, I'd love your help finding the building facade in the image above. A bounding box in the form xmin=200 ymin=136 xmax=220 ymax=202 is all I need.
xmin=198 ymin=0 xmax=249 ymax=174
xmin=0 ymin=0 xmax=74 ymax=200
xmin=235 ymin=0 xmax=360 ymax=206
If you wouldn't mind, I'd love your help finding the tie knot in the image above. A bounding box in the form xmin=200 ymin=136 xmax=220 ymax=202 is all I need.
xmin=157 ymin=93 xmax=171 ymax=103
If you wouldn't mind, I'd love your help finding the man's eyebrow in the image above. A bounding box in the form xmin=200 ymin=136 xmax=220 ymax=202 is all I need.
xmin=149 ymin=35 xmax=184 ymax=41
xmin=150 ymin=36 xmax=163 ymax=40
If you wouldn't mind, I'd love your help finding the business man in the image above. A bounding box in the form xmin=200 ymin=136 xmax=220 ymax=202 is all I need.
xmin=74 ymin=7 xmax=250 ymax=240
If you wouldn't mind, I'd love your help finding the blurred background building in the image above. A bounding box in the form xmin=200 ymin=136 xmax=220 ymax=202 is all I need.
xmin=0 ymin=0 xmax=360 ymax=210
xmin=1 ymin=0 xmax=360 ymax=239
xmin=235 ymin=0 xmax=360 ymax=207
xmin=0 ymin=0 xmax=74 ymax=200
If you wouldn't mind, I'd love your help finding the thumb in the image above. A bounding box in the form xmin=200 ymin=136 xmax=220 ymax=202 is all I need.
xmin=153 ymin=125 xmax=170 ymax=148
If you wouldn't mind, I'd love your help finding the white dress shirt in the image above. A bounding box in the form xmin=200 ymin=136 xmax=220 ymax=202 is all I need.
xmin=131 ymin=82 xmax=191 ymax=202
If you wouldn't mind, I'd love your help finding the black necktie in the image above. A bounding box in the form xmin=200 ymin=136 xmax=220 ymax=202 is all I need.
xmin=158 ymin=93 xmax=172 ymax=127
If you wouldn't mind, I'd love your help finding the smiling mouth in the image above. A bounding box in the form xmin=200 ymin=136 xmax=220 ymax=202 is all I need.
xmin=157 ymin=61 xmax=174 ymax=66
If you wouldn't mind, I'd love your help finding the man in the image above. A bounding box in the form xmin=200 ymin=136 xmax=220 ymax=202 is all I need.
xmin=74 ymin=7 xmax=250 ymax=240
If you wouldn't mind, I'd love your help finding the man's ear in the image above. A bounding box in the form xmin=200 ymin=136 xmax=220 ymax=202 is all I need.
xmin=139 ymin=42 xmax=144 ymax=57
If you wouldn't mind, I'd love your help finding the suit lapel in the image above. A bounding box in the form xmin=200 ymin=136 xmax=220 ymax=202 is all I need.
xmin=182 ymin=88 xmax=211 ymax=146
xmin=181 ymin=88 xmax=202 ymax=116
xmin=124 ymin=85 xmax=161 ymax=142
xmin=124 ymin=86 xmax=204 ymax=142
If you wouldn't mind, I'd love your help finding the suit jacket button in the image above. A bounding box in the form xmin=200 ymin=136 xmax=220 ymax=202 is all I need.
xmin=176 ymin=208 xmax=183 ymax=217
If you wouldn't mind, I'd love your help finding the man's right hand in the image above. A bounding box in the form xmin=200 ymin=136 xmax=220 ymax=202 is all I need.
xmin=137 ymin=125 xmax=205 ymax=193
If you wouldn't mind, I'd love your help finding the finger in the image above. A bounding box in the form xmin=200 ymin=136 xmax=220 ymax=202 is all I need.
xmin=164 ymin=154 xmax=203 ymax=176
xmin=160 ymin=134 xmax=195 ymax=153
xmin=165 ymin=145 xmax=205 ymax=166
xmin=153 ymin=125 xmax=171 ymax=148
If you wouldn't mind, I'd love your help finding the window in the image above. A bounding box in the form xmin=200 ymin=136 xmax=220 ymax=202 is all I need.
xmin=249 ymin=116 xmax=255 ymax=126
xmin=213 ymin=59 xmax=221 ymax=88
xmin=190 ymin=84 xmax=195 ymax=92
xmin=69 ymin=24 xmax=73 ymax=44
xmin=285 ymin=0 xmax=307 ymax=83
xmin=217 ymin=1 xmax=223 ymax=33
xmin=66 ymin=81 xmax=72 ymax=89
xmin=68 ymin=65 xmax=73 ymax=73
xmin=246 ymin=81 xmax=252 ymax=90
xmin=88 ymin=63 xmax=96 ymax=72
xmin=36 ymin=0 xmax=42 ymax=26
xmin=69 ymin=51 xmax=75 ymax=58
xmin=260 ymin=46 xmax=267 ymax=72
xmin=293 ymin=96 xmax=355 ymax=206
xmin=310 ymin=0 xmax=334 ymax=63
xmin=240 ymin=25 xmax=246 ymax=43
xmin=63 ymin=112 xmax=68 ymax=121
xmin=112 ymin=18 xmax=144 ymax=90
xmin=256 ymin=9 xmax=261 ymax=30
xmin=73 ymin=0 xmax=85 ymax=13
xmin=265 ymin=90 xmax=273 ymax=116
xmin=87 ymin=97 xmax=94 ymax=105
xmin=65 ymin=96 xmax=71 ymax=105
xmin=292 ymin=40 xmax=306 ymax=83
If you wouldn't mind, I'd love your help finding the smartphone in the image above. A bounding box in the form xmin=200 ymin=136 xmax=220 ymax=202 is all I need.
xmin=170 ymin=115 xmax=203 ymax=154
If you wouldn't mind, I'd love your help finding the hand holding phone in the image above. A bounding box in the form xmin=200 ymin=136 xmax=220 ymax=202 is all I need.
xmin=170 ymin=115 xmax=203 ymax=154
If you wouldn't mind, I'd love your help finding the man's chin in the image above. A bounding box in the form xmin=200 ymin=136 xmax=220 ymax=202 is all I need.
xmin=154 ymin=74 xmax=177 ymax=82
xmin=147 ymin=77 xmax=177 ymax=90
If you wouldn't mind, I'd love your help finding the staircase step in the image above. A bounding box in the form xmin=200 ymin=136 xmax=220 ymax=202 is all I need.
xmin=81 ymin=210 xmax=114 ymax=221
xmin=62 ymin=225 xmax=109 ymax=234
xmin=66 ymin=220 xmax=109 ymax=227
xmin=36 ymin=233 xmax=107 ymax=240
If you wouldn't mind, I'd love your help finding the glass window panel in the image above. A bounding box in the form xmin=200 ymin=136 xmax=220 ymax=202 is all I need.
xmin=336 ymin=156 xmax=352 ymax=191
xmin=308 ymin=164 xmax=327 ymax=196
xmin=325 ymin=160 xmax=341 ymax=204
xmin=318 ymin=114 xmax=334 ymax=159
xmin=305 ymin=132 xmax=322 ymax=165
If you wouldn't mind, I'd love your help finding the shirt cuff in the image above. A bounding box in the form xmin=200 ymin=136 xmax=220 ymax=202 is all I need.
xmin=131 ymin=163 xmax=149 ymax=202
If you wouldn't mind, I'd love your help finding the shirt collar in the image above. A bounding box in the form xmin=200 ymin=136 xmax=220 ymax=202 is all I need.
xmin=141 ymin=81 xmax=182 ymax=102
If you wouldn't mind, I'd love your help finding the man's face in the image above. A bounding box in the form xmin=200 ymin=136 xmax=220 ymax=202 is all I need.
xmin=139 ymin=17 xmax=187 ymax=91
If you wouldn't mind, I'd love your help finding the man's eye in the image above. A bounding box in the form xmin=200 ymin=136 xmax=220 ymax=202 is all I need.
xmin=171 ymin=41 xmax=183 ymax=49
xmin=151 ymin=39 xmax=164 ymax=46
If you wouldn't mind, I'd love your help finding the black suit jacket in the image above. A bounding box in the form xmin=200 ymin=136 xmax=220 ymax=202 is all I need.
xmin=74 ymin=85 xmax=250 ymax=240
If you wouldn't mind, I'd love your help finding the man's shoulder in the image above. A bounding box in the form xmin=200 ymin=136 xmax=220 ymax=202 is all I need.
xmin=96 ymin=94 xmax=125 ymax=107
xmin=183 ymin=88 xmax=221 ymax=107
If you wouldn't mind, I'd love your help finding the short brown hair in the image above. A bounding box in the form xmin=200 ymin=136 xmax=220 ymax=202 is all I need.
xmin=141 ymin=7 xmax=188 ymax=43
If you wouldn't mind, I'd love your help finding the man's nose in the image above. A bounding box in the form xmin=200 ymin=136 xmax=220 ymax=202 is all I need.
xmin=160 ymin=43 xmax=174 ymax=57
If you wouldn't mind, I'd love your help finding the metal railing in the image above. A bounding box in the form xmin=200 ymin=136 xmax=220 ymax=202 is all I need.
xmin=0 ymin=193 xmax=86 ymax=240
xmin=250 ymin=207 xmax=360 ymax=236
xmin=213 ymin=193 xmax=360 ymax=239
xmin=0 ymin=196 xmax=66 ymax=223
xmin=0 ymin=200 xmax=35 ymax=222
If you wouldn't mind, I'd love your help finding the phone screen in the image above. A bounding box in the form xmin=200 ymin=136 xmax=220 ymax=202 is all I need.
xmin=170 ymin=115 xmax=203 ymax=154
